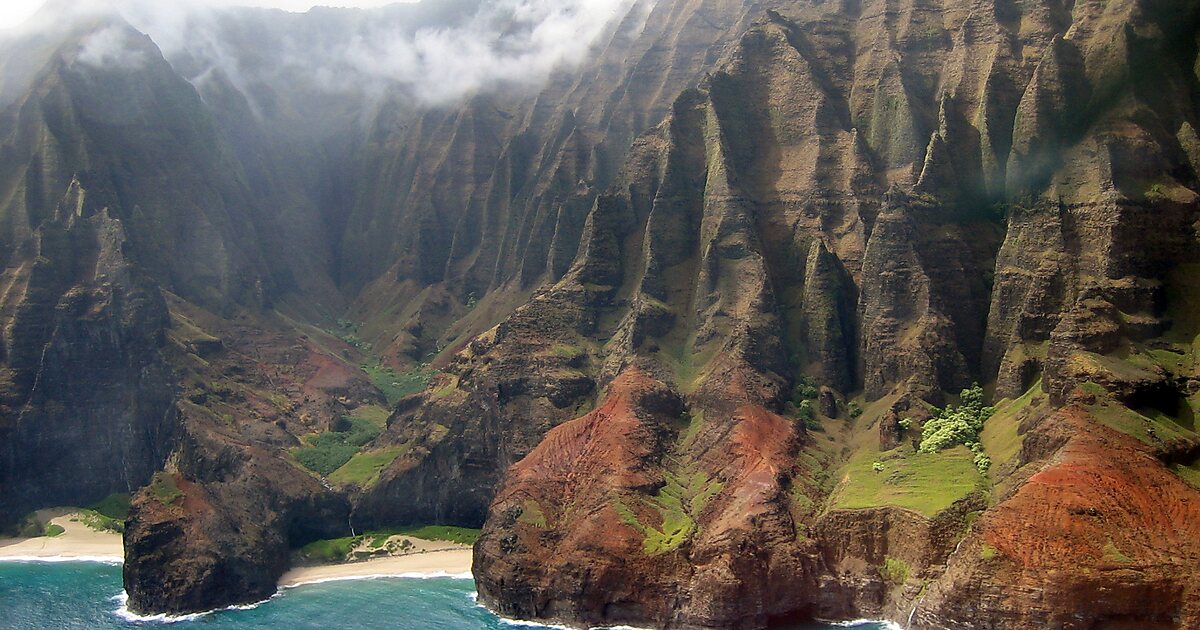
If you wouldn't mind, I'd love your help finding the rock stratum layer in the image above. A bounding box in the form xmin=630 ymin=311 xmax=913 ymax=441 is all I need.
xmin=1 ymin=0 xmax=1200 ymax=627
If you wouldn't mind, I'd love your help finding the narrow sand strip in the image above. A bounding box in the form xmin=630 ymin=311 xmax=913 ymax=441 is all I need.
xmin=1 ymin=509 xmax=474 ymax=587
xmin=279 ymin=548 xmax=473 ymax=586
xmin=0 ymin=508 xmax=123 ymax=561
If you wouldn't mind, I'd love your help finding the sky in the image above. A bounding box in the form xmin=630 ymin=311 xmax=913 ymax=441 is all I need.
xmin=0 ymin=1 xmax=406 ymax=29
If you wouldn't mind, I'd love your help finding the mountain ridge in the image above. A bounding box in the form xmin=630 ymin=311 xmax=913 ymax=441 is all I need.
xmin=0 ymin=0 xmax=1198 ymax=627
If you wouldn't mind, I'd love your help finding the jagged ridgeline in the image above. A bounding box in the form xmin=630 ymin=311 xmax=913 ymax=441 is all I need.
xmin=2 ymin=0 xmax=1200 ymax=628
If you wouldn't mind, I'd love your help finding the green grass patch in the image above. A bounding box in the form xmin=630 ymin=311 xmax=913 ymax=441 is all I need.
xmin=828 ymin=443 xmax=985 ymax=518
xmin=297 ymin=525 xmax=480 ymax=564
xmin=1082 ymin=385 xmax=1196 ymax=446
xmin=43 ymin=523 xmax=65 ymax=537
xmin=1172 ymin=461 xmax=1200 ymax=489
xmin=363 ymin=364 xmax=435 ymax=405
xmin=295 ymin=417 xmax=383 ymax=476
xmin=678 ymin=411 xmax=705 ymax=451
xmin=550 ymin=345 xmax=585 ymax=360
xmin=387 ymin=525 xmax=481 ymax=545
xmin=518 ymin=500 xmax=549 ymax=528
xmin=148 ymin=473 xmax=183 ymax=506
xmin=656 ymin=342 xmax=719 ymax=394
xmin=982 ymin=380 xmax=1044 ymax=470
xmin=349 ymin=404 xmax=391 ymax=428
xmin=327 ymin=447 xmax=406 ymax=487
xmin=295 ymin=443 xmax=358 ymax=477
xmin=879 ymin=557 xmax=909 ymax=585
xmin=89 ymin=494 xmax=131 ymax=520
xmin=980 ymin=544 xmax=998 ymax=560
xmin=298 ymin=536 xmax=358 ymax=563
xmin=429 ymin=378 xmax=459 ymax=400
xmin=616 ymin=467 xmax=723 ymax=555
xmin=72 ymin=509 xmax=124 ymax=534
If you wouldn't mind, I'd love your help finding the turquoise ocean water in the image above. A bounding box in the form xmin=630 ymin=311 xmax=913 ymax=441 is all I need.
xmin=0 ymin=561 xmax=893 ymax=630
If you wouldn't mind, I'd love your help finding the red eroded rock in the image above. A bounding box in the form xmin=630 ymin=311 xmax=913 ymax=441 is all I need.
xmin=918 ymin=407 xmax=1200 ymax=628
xmin=475 ymin=369 xmax=820 ymax=628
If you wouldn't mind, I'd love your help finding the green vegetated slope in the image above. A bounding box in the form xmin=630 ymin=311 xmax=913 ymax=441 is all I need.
xmin=616 ymin=465 xmax=724 ymax=555
xmin=292 ymin=401 xmax=410 ymax=485
xmin=296 ymin=526 xmax=482 ymax=564
xmin=328 ymin=447 xmax=409 ymax=487
xmin=980 ymin=382 xmax=1042 ymax=471
xmin=293 ymin=417 xmax=383 ymax=476
xmin=363 ymin=364 xmax=436 ymax=405
xmin=828 ymin=387 xmax=1005 ymax=518
xmin=829 ymin=369 xmax=1200 ymax=518
xmin=829 ymin=443 xmax=984 ymax=518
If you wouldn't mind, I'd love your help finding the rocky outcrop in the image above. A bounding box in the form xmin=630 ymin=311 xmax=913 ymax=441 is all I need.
xmin=475 ymin=369 xmax=815 ymax=628
xmin=124 ymin=425 xmax=349 ymax=614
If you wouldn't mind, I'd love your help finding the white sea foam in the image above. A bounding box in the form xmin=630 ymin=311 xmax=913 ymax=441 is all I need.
xmin=824 ymin=619 xmax=904 ymax=630
xmin=495 ymin=617 xmax=653 ymax=630
xmin=0 ymin=555 xmax=123 ymax=565
xmin=497 ymin=619 xmax=573 ymax=629
xmin=111 ymin=591 xmax=275 ymax=624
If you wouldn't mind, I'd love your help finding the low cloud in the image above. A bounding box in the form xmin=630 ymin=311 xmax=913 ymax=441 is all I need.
xmin=75 ymin=23 xmax=149 ymax=68
xmin=31 ymin=0 xmax=640 ymax=107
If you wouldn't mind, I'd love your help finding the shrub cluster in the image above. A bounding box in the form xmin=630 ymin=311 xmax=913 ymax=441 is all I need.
xmin=787 ymin=376 xmax=823 ymax=431
xmin=792 ymin=376 xmax=820 ymax=402
xmin=917 ymin=384 xmax=994 ymax=474
xmin=879 ymin=557 xmax=909 ymax=585
xmin=295 ymin=417 xmax=382 ymax=476
xmin=148 ymin=472 xmax=184 ymax=506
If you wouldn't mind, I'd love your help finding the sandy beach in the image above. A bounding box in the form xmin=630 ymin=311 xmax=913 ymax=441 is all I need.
xmin=0 ymin=509 xmax=473 ymax=586
xmin=0 ymin=508 xmax=123 ymax=561
xmin=279 ymin=548 xmax=473 ymax=586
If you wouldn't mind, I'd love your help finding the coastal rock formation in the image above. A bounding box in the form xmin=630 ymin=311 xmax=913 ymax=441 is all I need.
xmin=476 ymin=370 xmax=820 ymax=628
xmin=124 ymin=426 xmax=349 ymax=614
xmin=1 ymin=0 xmax=1199 ymax=626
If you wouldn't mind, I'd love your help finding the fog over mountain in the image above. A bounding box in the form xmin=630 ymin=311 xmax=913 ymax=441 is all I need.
xmin=4 ymin=0 xmax=640 ymax=107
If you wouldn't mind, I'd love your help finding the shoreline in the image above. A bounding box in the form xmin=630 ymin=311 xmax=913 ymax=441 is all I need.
xmin=279 ymin=548 xmax=474 ymax=587
xmin=1 ymin=525 xmax=901 ymax=630
xmin=1 ymin=509 xmax=474 ymax=589
xmin=1 ymin=519 xmax=892 ymax=629
xmin=0 ymin=508 xmax=124 ymax=562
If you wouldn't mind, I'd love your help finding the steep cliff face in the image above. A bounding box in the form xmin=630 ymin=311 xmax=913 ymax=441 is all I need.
xmin=0 ymin=179 xmax=176 ymax=524
xmin=0 ymin=18 xmax=371 ymax=612
xmin=3 ymin=0 xmax=1200 ymax=625
xmin=467 ymin=0 xmax=1200 ymax=627
xmin=0 ymin=22 xmax=279 ymax=311
xmin=338 ymin=0 xmax=802 ymax=364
